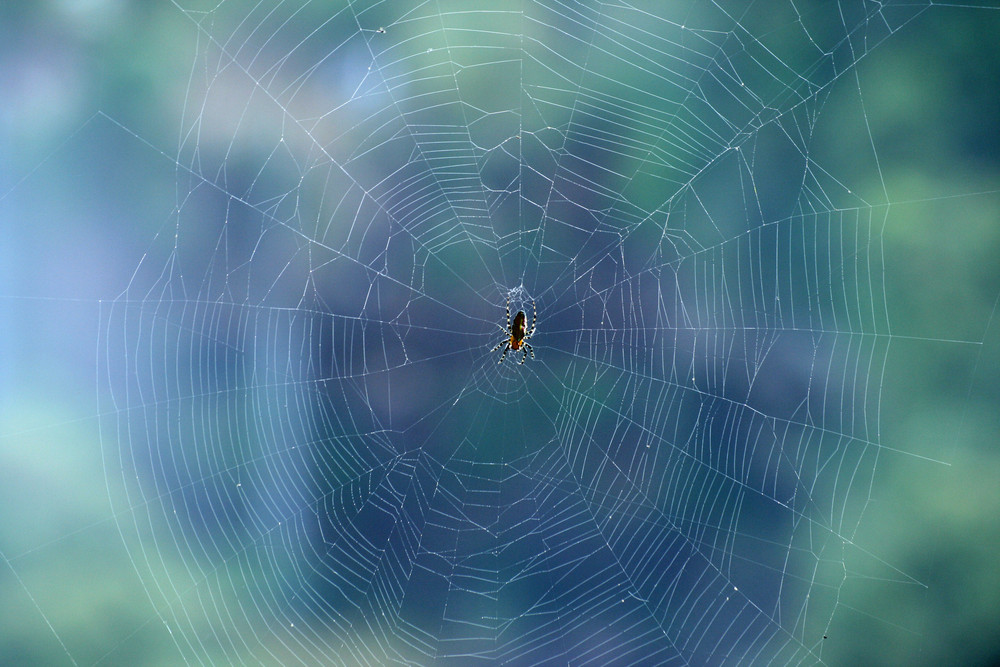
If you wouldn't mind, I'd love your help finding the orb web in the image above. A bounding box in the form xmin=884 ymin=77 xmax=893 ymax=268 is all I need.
xmin=100 ymin=1 xmax=943 ymax=664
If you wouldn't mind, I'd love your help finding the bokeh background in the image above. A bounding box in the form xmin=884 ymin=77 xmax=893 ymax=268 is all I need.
xmin=2 ymin=1 xmax=1000 ymax=665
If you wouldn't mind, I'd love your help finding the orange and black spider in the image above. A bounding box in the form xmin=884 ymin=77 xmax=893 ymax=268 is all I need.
xmin=491 ymin=297 xmax=536 ymax=364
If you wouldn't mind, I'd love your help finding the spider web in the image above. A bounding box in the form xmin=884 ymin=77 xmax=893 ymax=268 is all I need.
xmin=98 ymin=0 xmax=968 ymax=663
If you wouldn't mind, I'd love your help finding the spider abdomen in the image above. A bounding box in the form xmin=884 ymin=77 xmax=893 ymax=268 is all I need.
xmin=511 ymin=311 xmax=527 ymax=347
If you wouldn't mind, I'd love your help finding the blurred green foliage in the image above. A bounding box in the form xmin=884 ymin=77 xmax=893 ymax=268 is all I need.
xmin=1 ymin=2 xmax=998 ymax=665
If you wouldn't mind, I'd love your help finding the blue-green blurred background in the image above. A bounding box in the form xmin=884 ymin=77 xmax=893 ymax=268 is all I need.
xmin=2 ymin=1 xmax=1000 ymax=665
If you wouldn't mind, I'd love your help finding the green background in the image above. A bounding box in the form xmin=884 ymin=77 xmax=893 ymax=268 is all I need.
xmin=2 ymin=1 xmax=999 ymax=665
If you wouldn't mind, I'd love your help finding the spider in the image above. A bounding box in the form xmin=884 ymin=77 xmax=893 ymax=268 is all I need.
xmin=491 ymin=297 xmax=536 ymax=364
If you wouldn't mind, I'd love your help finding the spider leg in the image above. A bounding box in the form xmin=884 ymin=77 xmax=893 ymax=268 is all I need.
xmin=519 ymin=343 xmax=534 ymax=364
xmin=528 ymin=300 xmax=536 ymax=336
xmin=490 ymin=340 xmax=506 ymax=353
xmin=506 ymin=297 xmax=511 ymax=331
xmin=498 ymin=344 xmax=510 ymax=364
